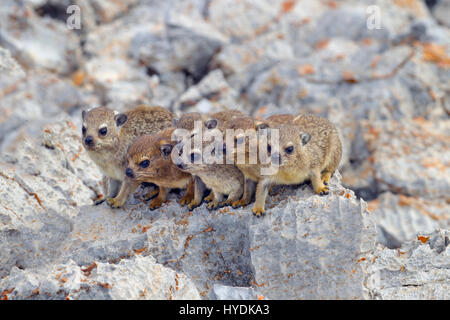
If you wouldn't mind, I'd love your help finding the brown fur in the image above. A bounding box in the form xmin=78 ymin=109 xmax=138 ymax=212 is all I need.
xmin=174 ymin=125 xmax=244 ymax=210
xmin=224 ymin=113 xmax=342 ymax=216
xmin=81 ymin=104 xmax=173 ymax=207
xmin=123 ymin=128 xmax=194 ymax=210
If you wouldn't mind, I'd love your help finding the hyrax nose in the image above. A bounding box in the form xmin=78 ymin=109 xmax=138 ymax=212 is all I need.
xmin=174 ymin=157 xmax=185 ymax=170
xmin=125 ymin=168 xmax=135 ymax=178
xmin=84 ymin=136 xmax=94 ymax=146
xmin=271 ymin=152 xmax=281 ymax=165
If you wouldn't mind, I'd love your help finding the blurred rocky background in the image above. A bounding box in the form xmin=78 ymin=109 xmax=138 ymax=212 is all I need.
xmin=0 ymin=0 xmax=448 ymax=299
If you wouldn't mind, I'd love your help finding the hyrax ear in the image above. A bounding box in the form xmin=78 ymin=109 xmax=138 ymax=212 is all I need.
xmin=301 ymin=132 xmax=311 ymax=146
xmin=205 ymin=119 xmax=218 ymax=130
xmin=115 ymin=113 xmax=128 ymax=127
xmin=81 ymin=110 xmax=86 ymax=120
xmin=159 ymin=141 xmax=174 ymax=159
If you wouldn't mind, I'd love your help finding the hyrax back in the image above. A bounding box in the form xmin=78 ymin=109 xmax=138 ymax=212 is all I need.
xmin=81 ymin=104 xmax=173 ymax=205
xmin=124 ymin=127 xmax=194 ymax=210
xmin=175 ymin=110 xmax=246 ymax=131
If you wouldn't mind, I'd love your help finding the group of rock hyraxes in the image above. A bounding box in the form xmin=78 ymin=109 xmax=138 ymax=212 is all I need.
xmin=81 ymin=105 xmax=342 ymax=216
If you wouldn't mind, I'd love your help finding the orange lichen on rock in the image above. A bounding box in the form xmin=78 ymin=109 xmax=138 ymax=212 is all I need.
xmin=1 ymin=288 xmax=14 ymax=300
xmin=71 ymin=70 xmax=86 ymax=86
xmin=417 ymin=235 xmax=430 ymax=243
xmin=297 ymin=64 xmax=315 ymax=76
xmin=421 ymin=43 xmax=450 ymax=68
xmin=342 ymin=71 xmax=357 ymax=83
xmin=82 ymin=262 xmax=97 ymax=276
xmin=281 ymin=0 xmax=295 ymax=13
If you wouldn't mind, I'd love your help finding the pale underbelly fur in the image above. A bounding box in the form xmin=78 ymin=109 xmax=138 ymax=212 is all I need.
xmin=89 ymin=151 xmax=124 ymax=181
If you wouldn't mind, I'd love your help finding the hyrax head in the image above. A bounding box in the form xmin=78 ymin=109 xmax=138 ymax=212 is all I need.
xmin=174 ymin=112 xmax=224 ymax=132
xmin=172 ymin=126 xmax=224 ymax=174
xmin=125 ymin=130 xmax=176 ymax=183
xmin=81 ymin=107 xmax=128 ymax=151
xmin=265 ymin=125 xmax=311 ymax=168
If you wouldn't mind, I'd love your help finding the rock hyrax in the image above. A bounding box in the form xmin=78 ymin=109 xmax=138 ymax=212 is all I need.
xmin=173 ymin=110 xmax=247 ymax=210
xmin=174 ymin=126 xmax=244 ymax=210
xmin=252 ymin=116 xmax=342 ymax=216
xmin=124 ymin=128 xmax=194 ymax=210
xmin=81 ymin=104 xmax=174 ymax=207
xmin=225 ymin=114 xmax=342 ymax=216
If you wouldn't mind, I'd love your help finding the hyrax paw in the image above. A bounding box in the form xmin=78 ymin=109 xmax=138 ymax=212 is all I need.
xmin=207 ymin=201 xmax=223 ymax=211
xmin=252 ymin=207 xmax=265 ymax=217
xmin=316 ymin=186 xmax=329 ymax=196
xmin=179 ymin=194 xmax=193 ymax=206
xmin=231 ymin=199 xmax=248 ymax=209
xmin=143 ymin=189 xmax=159 ymax=201
xmin=107 ymin=197 xmax=124 ymax=209
xmin=204 ymin=193 xmax=215 ymax=203
xmin=149 ymin=198 xmax=164 ymax=210
xmin=188 ymin=200 xmax=201 ymax=210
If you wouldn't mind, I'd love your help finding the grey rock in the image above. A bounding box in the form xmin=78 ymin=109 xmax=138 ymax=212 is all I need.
xmin=365 ymin=230 xmax=449 ymax=299
xmin=173 ymin=69 xmax=242 ymax=114
xmin=0 ymin=0 xmax=82 ymax=75
xmin=0 ymin=256 xmax=200 ymax=300
xmin=0 ymin=117 xmax=103 ymax=277
xmin=361 ymin=119 xmax=450 ymax=200
xmin=249 ymin=172 xmax=377 ymax=299
xmin=212 ymin=284 xmax=262 ymax=300
xmin=431 ymin=0 xmax=450 ymax=28
xmin=371 ymin=192 xmax=448 ymax=248
xmin=0 ymin=71 xmax=84 ymax=149
xmin=0 ymin=47 xmax=25 ymax=79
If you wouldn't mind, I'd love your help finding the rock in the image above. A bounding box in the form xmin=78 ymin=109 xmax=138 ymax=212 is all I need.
xmin=0 ymin=119 xmax=380 ymax=299
xmin=0 ymin=117 xmax=103 ymax=278
xmin=249 ymin=172 xmax=377 ymax=300
xmin=0 ymin=0 xmax=449 ymax=301
xmin=369 ymin=192 xmax=448 ymax=248
xmin=0 ymin=256 xmax=200 ymax=300
xmin=0 ymin=0 xmax=82 ymax=75
xmin=361 ymin=119 xmax=450 ymax=200
xmin=90 ymin=0 xmax=138 ymax=24
xmin=365 ymin=230 xmax=449 ymax=299
xmin=129 ymin=12 xmax=226 ymax=81
xmin=207 ymin=0 xmax=282 ymax=41
xmin=212 ymin=284 xmax=261 ymax=300
xmin=0 ymin=47 xmax=25 ymax=79
xmin=0 ymin=71 xmax=84 ymax=149
xmin=173 ymin=69 xmax=241 ymax=114
xmin=430 ymin=0 xmax=450 ymax=28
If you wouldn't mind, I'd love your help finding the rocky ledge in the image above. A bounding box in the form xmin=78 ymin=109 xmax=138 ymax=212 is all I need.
xmin=0 ymin=120 xmax=448 ymax=299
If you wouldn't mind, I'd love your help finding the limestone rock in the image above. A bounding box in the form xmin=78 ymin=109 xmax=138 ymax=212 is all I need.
xmin=365 ymin=230 xmax=449 ymax=299
xmin=0 ymin=256 xmax=200 ymax=300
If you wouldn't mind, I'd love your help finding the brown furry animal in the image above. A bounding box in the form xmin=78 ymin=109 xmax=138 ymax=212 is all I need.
xmin=123 ymin=128 xmax=194 ymax=210
xmin=81 ymin=105 xmax=173 ymax=207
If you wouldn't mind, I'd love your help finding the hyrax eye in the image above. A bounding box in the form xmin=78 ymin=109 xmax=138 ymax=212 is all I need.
xmin=82 ymin=126 xmax=86 ymax=135
xmin=285 ymin=146 xmax=294 ymax=154
xmin=139 ymin=160 xmax=150 ymax=168
xmin=190 ymin=152 xmax=200 ymax=163
xmin=98 ymin=127 xmax=107 ymax=136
